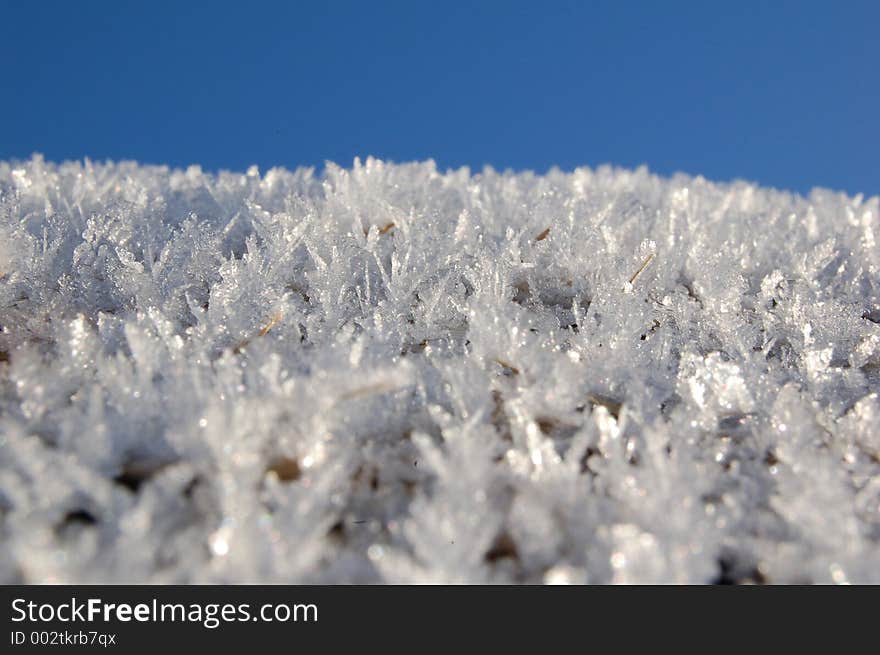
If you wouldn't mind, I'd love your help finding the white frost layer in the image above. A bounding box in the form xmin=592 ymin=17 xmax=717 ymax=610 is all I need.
xmin=1 ymin=155 xmax=879 ymax=584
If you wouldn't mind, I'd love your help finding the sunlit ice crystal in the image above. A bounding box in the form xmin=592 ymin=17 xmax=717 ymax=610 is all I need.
xmin=0 ymin=154 xmax=878 ymax=584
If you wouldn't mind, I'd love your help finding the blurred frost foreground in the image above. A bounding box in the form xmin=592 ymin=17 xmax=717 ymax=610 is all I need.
xmin=1 ymin=155 xmax=879 ymax=584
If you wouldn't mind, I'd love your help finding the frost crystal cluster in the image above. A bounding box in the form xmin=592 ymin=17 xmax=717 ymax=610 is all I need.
xmin=1 ymin=155 xmax=879 ymax=584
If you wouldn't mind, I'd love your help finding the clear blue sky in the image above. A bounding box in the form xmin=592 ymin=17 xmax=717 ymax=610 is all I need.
xmin=2 ymin=1 xmax=877 ymax=196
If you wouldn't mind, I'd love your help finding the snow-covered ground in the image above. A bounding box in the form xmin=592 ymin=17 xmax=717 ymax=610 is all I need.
xmin=1 ymin=155 xmax=878 ymax=583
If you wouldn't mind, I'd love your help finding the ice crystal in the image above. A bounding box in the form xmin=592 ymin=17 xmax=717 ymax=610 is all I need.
xmin=0 ymin=155 xmax=878 ymax=583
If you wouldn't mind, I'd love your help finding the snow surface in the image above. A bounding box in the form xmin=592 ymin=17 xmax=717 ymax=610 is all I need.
xmin=1 ymin=155 xmax=879 ymax=584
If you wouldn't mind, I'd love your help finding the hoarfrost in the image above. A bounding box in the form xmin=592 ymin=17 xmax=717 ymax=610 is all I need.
xmin=0 ymin=155 xmax=878 ymax=583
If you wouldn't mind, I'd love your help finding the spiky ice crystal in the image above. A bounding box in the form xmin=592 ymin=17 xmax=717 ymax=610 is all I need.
xmin=1 ymin=155 xmax=878 ymax=583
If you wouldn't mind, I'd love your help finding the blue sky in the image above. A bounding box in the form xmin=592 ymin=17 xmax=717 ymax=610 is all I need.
xmin=2 ymin=1 xmax=877 ymax=196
